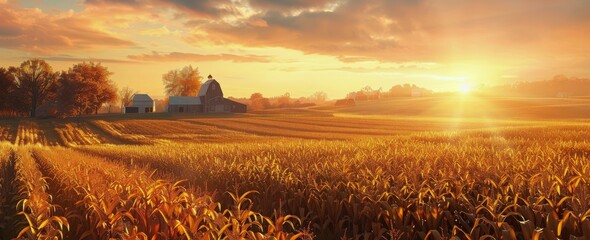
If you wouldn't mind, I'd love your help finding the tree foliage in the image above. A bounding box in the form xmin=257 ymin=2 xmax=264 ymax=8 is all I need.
xmin=0 ymin=68 xmax=15 ymax=114
xmin=58 ymin=62 xmax=118 ymax=116
xmin=119 ymin=86 xmax=137 ymax=108
xmin=12 ymin=59 xmax=59 ymax=117
xmin=249 ymin=92 xmax=271 ymax=111
xmin=276 ymin=92 xmax=291 ymax=108
xmin=483 ymin=75 xmax=590 ymax=97
xmin=309 ymin=91 xmax=328 ymax=103
xmin=162 ymin=65 xmax=203 ymax=96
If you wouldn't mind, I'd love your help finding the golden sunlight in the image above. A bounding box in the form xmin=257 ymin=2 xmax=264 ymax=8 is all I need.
xmin=459 ymin=83 xmax=473 ymax=94
xmin=2 ymin=1 xmax=590 ymax=239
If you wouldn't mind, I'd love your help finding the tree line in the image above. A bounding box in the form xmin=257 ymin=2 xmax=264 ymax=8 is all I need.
xmin=0 ymin=61 xmax=208 ymax=118
xmin=479 ymin=75 xmax=590 ymax=97
xmin=0 ymin=60 xmax=329 ymax=117
xmin=345 ymin=84 xmax=433 ymax=101
xmin=240 ymin=91 xmax=328 ymax=111
xmin=0 ymin=59 xmax=117 ymax=118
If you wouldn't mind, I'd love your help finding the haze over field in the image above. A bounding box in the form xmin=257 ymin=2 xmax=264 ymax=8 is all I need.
xmin=1 ymin=0 xmax=590 ymax=98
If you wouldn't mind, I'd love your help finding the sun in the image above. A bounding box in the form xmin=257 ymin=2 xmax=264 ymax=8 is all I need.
xmin=459 ymin=83 xmax=473 ymax=94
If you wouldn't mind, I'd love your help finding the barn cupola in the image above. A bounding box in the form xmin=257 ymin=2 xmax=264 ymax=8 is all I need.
xmin=208 ymin=74 xmax=213 ymax=80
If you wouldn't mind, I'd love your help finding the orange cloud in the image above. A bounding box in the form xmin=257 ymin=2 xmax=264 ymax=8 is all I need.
xmin=194 ymin=0 xmax=443 ymax=62
xmin=127 ymin=51 xmax=271 ymax=63
xmin=2 ymin=0 xmax=589 ymax=82
xmin=43 ymin=55 xmax=139 ymax=64
xmin=0 ymin=3 xmax=134 ymax=54
xmin=185 ymin=0 xmax=590 ymax=64
xmin=84 ymin=0 xmax=233 ymax=18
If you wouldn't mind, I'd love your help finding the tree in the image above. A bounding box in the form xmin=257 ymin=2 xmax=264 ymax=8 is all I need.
xmin=276 ymin=92 xmax=291 ymax=107
xmin=162 ymin=65 xmax=203 ymax=96
xmin=119 ymin=86 xmax=137 ymax=110
xmin=13 ymin=59 xmax=58 ymax=117
xmin=0 ymin=67 xmax=19 ymax=116
xmin=249 ymin=92 xmax=270 ymax=111
xmin=309 ymin=91 xmax=328 ymax=103
xmin=154 ymin=98 xmax=169 ymax=113
xmin=58 ymin=62 xmax=118 ymax=116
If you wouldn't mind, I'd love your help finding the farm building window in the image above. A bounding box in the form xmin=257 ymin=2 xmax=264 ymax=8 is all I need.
xmin=179 ymin=107 xmax=184 ymax=113
xmin=125 ymin=107 xmax=139 ymax=113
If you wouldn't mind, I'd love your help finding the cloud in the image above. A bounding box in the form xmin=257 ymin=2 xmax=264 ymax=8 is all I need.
xmin=4 ymin=0 xmax=590 ymax=67
xmin=84 ymin=0 xmax=233 ymax=18
xmin=43 ymin=55 xmax=139 ymax=64
xmin=181 ymin=0 xmax=590 ymax=63
xmin=314 ymin=63 xmax=440 ymax=72
xmin=140 ymin=26 xmax=172 ymax=36
xmin=127 ymin=51 xmax=271 ymax=62
xmin=0 ymin=4 xmax=135 ymax=54
xmin=246 ymin=0 xmax=337 ymax=11
xmin=192 ymin=0 xmax=442 ymax=62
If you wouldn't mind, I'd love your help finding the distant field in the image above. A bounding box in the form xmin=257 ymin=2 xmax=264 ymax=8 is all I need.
xmin=1 ymin=97 xmax=590 ymax=239
xmin=318 ymin=96 xmax=590 ymax=119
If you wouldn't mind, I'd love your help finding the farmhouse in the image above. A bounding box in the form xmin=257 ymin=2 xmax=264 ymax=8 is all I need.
xmin=168 ymin=75 xmax=247 ymax=113
xmin=125 ymin=94 xmax=155 ymax=113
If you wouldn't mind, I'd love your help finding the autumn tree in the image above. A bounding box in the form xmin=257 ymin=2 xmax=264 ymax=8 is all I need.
xmin=309 ymin=91 xmax=328 ymax=103
xmin=249 ymin=92 xmax=270 ymax=110
xmin=154 ymin=98 xmax=169 ymax=113
xmin=58 ymin=62 xmax=118 ymax=116
xmin=12 ymin=59 xmax=59 ymax=117
xmin=162 ymin=65 xmax=203 ymax=96
xmin=276 ymin=92 xmax=292 ymax=107
xmin=119 ymin=86 xmax=137 ymax=110
xmin=0 ymin=67 xmax=19 ymax=116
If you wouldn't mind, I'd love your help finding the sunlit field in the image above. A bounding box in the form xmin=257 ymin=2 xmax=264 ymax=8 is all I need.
xmin=1 ymin=96 xmax=590 ymax=239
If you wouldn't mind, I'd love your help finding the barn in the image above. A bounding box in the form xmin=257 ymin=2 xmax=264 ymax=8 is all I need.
xmin=125 ymin=94 xmax=155 ymax=113
xmin=168 ymin=75 xmax=247 ymax=113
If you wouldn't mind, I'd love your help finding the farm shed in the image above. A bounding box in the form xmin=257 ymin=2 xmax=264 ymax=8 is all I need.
xmin=223 ymin=99 xmax=247 ymax=113
xmin=168 ymin=96 xmax=203 ymax=113
xmin=168 ymin=75 xmax=247 ymax=113
xmin=125 ymin=94 xmax=155 ymax=113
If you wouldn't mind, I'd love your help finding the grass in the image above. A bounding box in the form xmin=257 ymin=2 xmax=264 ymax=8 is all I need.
xmin=1 ymin=96 xmax=590 ymax=239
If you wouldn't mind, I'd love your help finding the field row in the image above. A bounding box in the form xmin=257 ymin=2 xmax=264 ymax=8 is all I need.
xmin=77 ymin=124 xmax=590 ymax=239
xmin=0 ymin=145 xmax=305 ymax=239
xmin=0 ymin=116 xmax=541 ymax=146
xmin=0 ymin=116 xmax=547 ymax=146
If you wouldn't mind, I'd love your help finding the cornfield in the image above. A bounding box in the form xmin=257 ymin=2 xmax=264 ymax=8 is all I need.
xmin=1 ymin=115 xmax=590 ymax=239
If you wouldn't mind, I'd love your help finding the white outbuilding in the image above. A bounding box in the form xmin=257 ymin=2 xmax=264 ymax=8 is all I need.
xmin=125 ymin=94 xmax=155 ymax=113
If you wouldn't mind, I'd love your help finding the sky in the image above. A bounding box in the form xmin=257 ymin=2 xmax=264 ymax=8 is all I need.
xmin=1 ymin=0 xmax=589 ymax=99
